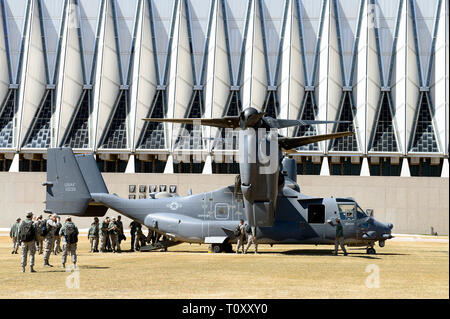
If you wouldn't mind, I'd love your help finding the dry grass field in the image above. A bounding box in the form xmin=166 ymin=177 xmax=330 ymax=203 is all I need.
xmin=0 ymin=235 xmax=448 ymax=299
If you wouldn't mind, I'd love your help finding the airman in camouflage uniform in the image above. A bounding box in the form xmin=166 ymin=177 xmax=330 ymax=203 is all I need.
xmin=43 ymin=214 xmax=58 ymax=267
xmin=18 ymin=212 xmax=38 ymax=273
xmin=99 ymin=217 xmax=110 ymax=252
xmin=53 ymin=216 xmax=62 ymax=255
xmin=60 ymin=217 xmax=79 ymax=268
xmin=235 ymin=219 xmax=246 ymax=254
xmin=35 ymin=215 xmax=44 ymax=254
xmin=9 ymin=218 xmax=21 ymax=254
xmin=244 ymin=226 xmax=258 ymax=254
xmin=333 ymin=218 xmax=347 ymax=256
xmin=88 ymin=217 xmax=100 ymax=252
xmin=108 ymin=218 xmax=121 ymax=253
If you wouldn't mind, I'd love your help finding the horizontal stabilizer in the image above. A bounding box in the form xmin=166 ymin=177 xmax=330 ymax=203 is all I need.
xmin=75 ymin=153 xmax=108 ymax=194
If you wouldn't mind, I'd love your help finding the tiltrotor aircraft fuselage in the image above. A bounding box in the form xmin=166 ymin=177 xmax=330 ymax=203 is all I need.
xmin=44 ymin=107 xmax=393 ymax=254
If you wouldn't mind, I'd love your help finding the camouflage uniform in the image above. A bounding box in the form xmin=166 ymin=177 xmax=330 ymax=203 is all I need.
xmin=35 ymin=218 xmax=44 ymax=254
xmin=108 ymin=221 xmax=121 ymax=253
xmin=334 ymin=222 xmax=347 ymax=255
xmin=244 ymin=227 xmax=258 ymax=254
xmin=60 ymin=221 xmax=79 ymax=267
xmin=18 ymin=217 xmax=38 ymax=272
xmin=9 ymin=221 xmax=21 ymax=254
xmin=99 ymin=219 xmax=109 ymax=252
xmin=105 ymin=234 xmax=112 ymax=252
xmin=53 ymin=220 xmax=62 ymax=255
xmin=88 ymin=222 xmax=99 ymax=252
xmin=235 ymin=224 xmax=246 ymax=254
xmin=43 ymin=218 xmax=58 ymax=266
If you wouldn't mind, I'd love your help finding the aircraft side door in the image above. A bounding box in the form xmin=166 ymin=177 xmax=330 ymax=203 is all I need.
xmin=337 ymin=202 xmax=357 ymax=239
xmin=305 ymin=201 xmax=327 ymax=239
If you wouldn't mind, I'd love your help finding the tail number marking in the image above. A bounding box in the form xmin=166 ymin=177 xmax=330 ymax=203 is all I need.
xmin=64 ymin=183 xmax=77 ymax=192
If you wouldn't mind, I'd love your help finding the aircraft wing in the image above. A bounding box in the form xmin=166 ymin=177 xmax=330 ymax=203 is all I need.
xmin=264 ymin=118 xmax=350 ymax=129
xmin=142 ymin=117 xmax=240 ymax=128
xmin=278 ymin=131 xmax=354 ymax=150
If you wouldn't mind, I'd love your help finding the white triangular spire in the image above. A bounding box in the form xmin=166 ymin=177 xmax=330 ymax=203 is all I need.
xmin=360 ymin=157 xmax=370 ymax=176
xmin=441 ymin=158 xmax=449 ymax=178
xmin=320 ymin=157 xmax=330 ymax=176
xmin=400 ymin=158 xmax=410 ymax=177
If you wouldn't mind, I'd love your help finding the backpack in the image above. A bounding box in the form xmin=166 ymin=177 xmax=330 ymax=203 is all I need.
xmin=55 ymin=224 xmax=62 ymax=236
xmin=245 ymin=225 xmax=252 ymax=234
xmin=19 ymin=222 xmax=35 ymax=242
xmin=41 ymin=220 xmax=48 ymax=236
xmin=65 ymin=224 xmax=78 ymax=244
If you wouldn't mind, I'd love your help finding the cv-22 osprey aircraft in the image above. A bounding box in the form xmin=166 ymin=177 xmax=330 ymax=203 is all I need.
xmin=43 ymin=107 xmax=393 ymax=254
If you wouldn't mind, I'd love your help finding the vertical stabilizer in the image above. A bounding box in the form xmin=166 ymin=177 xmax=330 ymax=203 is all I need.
xmin=44 ymin=148 xmax=107 ymax=216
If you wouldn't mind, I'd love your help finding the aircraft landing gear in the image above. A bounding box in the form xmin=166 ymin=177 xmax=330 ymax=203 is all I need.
xmin=211 ymin=243 xmax=233 ymax=253
xmin=210 ymin=244 xmax=223 ymax=253
xmin=366 ymin=247 xmax=376 ymax=254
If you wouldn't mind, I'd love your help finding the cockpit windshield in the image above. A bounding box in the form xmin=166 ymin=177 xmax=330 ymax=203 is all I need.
xmin=356 ymin=205 xmax=368 ymax=219
xmin=337 ymin=202 xmax=368 ymax=220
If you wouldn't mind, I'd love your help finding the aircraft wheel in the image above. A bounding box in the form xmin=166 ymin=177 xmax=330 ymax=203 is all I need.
xmin=366 ymin=247 xmax=376 ymax=255
xmin=212 ymin=244 xmax=222 ymax=253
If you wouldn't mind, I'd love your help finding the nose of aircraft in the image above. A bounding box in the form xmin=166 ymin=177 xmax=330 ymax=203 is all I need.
xmin=380 ymin=222 xmax=393 ymax=239
xmin=362 ymin=219 xmax=393 ymax=240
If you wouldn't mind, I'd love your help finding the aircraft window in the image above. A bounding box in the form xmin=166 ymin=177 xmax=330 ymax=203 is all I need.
xmin=215 ymin=204 xmax=229 ymax=220
xmin=356 ymin=206 xmax=367 ymax=219
xmin=338 ymin=203 xmax=355 ymax=220
xmin=307 ymin=204 xmax=325 ymax=224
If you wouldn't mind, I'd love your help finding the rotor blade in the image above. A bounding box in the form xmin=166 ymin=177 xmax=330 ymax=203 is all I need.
xmin=278 ymin=131 xmax=354 ymax=150
xmin=264 ymin=118 xmax=351 ymax=129
xmin=142 ymin=117 xmax=240 ymax=128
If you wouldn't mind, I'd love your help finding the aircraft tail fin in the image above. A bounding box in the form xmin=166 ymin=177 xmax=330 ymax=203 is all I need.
xmin=44 ymin=148 xmax=108 ymax=216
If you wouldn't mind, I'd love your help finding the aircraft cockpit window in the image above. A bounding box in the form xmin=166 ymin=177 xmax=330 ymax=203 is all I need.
xmin=356 ymin=205 xmax=367 ymax=219
xmin=338 ymin=203 xmax=356 ymax=220
xmin=215 ymin=204 xmax=229 ymax=220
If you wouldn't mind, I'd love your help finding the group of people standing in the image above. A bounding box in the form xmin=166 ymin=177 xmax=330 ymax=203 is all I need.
xmin=86 ymin=216 xmax=163 ymax=253
xmin=9 ymin=212 xmax=79 ymax=272
xmin=9 ymin=215 xmax=348 ymax=266
xmin=87 ymin=216 xmax=125 ymax=253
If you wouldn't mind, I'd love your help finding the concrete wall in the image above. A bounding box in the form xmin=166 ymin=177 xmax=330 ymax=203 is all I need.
xmin=0 ymin=172 xmax=448 ymax=235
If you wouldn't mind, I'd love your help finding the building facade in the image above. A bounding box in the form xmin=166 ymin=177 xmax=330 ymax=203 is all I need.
xmin=0 ymin=0 xmax=449 ymax=177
